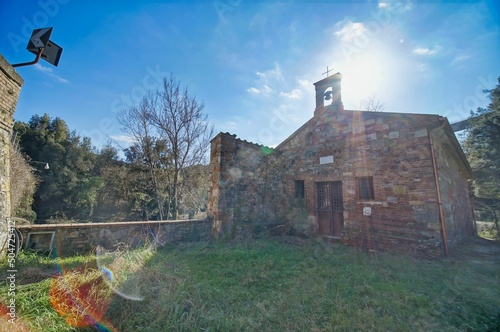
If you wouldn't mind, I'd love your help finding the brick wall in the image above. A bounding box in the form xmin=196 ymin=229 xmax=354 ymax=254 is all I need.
xmin=209 ymin=108 xmax=475 ymax=258
xmin=276 ymin=110 xmax=448 ymax=258
xmin=0 ymin=54 xmax=23 ymax=257
xmin=16 ymin=219 xmax=212 ymax=257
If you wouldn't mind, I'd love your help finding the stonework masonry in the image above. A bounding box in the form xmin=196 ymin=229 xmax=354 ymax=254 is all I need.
xmin=432 ymin=128 xmax=475 ymax=247
xmin=208 ymin=133 xmax=288 ymax=238
xmin=0 ymin=54 xmax=23 ymax=257
xmin=208 ymin=74 xmax=475 ymax=258
xmin=16 ymin=220 xmax=212 ymax=256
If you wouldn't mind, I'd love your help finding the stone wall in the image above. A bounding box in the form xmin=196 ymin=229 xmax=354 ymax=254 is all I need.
xmin=209 ymin=108 xmax=475 ymax=258
xmin=432 ymin=127 xmax=475 ymax=246
xmin=276 ymin=110 xmax=448 ymax=258
xmin=208 ymin=133 xmax=286 ymax=238
xmin=16 ymin=219 xmax=212 ymax=257
xmin=0 ymin=54 xmax=23 ymax=258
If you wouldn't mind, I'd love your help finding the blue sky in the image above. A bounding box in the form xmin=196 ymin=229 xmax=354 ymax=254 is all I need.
xmin=1 ymin=0 xmax=499 ymax=150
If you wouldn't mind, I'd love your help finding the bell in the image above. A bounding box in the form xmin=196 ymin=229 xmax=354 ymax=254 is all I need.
xmin=324 ymin=91 xmax=332 ymax=100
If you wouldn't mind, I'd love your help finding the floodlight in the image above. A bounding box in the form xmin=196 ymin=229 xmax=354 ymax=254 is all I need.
xmin=12 ymin=27 xmax=63 ymax=68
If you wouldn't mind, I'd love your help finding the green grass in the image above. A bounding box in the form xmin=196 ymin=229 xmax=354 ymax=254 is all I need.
xmin=1 ymin=237 xmax=499 ymax=331
xmin=477 ymin=221 xmax=499 ymax=240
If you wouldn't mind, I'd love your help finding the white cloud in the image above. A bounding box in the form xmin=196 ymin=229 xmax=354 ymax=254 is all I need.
xmin=53 ymin=76 xmax=69 ymax=84
xmin=219 ymin=117 xmax=253 ymax=132
xmin=33 ymin=63 xmax=69 ymax=83
xmin=297 ymin=78 xmax=313 ymax=88
xmin=223 ymin=120 xmax=239 ymax=131
xmin=334 ymin=21 xmax=367 ymax=42
xmin=34 ymin=63 xmax=52 ymax=73
xmin=255 ymin=64 xmax=283 ymax=82
xmin=413 ymin=45 xmax=441 ymax=56
xmin=378 ymin=2 xmax=413 ymax=12
xmin=451 ymin=54 xmax=471 ymax=66
xmin=247 ymin=64 xmax=282 ymax=95
xmin=247 ymin=87 xmax=261 ymax=94
xmin=246 ymin=85 xmax=272 ymax=95
xmin=261 ymin=85 xmax=272 ymax=94
xmin=279 ymin=88 xmax=302 ymax=100
xmin=109 ymin=135 xmax=137 ymax=144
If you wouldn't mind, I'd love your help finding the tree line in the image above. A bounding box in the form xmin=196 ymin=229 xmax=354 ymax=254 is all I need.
xmin=9 ymin=74 xmax=500 ymax=229
xmin=11 ymin=75 xmax=213 ymax=223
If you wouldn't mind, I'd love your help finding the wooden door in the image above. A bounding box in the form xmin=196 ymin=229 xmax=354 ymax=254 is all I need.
xmin=317 ymin=182 xmax=344 ymax=237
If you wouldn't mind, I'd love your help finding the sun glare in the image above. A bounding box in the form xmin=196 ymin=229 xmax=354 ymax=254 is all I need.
xmin=340 ymin=54 xmax=385 ymax=109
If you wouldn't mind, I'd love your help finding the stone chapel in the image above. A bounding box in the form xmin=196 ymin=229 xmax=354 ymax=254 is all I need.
xmin=208 ymin=73 xmax=475 ymax=258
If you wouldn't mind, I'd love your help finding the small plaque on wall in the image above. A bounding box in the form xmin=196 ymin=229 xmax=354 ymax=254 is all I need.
xmin=363 ymin=207 xmax=372 ymax=216
xmin=319 ymin=155 xmax=334 ymax=164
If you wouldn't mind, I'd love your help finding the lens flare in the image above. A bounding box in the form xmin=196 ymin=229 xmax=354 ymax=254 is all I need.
xmin=96 ymin=245 xmax=154 ymax=301
xmin=49 ymin=267 xmax=115 ymax=329
xmin=47 ymin=222 xmax=157 ymax=329
xmin=100 ymin=267 xmax=114 ymax=282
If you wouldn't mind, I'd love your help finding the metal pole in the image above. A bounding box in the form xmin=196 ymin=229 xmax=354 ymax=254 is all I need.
xmin=12 ymin=48 xmax=44 ymax=68
xmin=429 ymin=120 xmax=449 ymax=256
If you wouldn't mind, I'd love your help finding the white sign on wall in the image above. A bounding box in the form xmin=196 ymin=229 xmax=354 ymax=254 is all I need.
xmin=363 ymin=207 xmax=372 ymax=216
xmin=319 ymin=155 xmax=334 ymax=164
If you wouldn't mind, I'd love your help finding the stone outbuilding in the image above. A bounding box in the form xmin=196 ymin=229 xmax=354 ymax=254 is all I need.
xmin=208 ymin=73 xmax=475 ymax=258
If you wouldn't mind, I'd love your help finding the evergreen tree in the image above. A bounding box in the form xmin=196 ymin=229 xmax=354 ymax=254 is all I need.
xmin=463 ymin=76 xmax=500 ymax=230
xmin=13 ymin=114 xmax=99 ymax=221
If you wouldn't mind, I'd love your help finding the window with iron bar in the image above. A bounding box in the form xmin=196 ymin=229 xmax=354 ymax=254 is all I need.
xmin=357 ymin=176 xmax=374 ymax=201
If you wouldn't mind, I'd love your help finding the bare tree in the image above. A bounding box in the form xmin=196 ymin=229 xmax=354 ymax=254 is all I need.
xmin=118 ymin=75 xmax=214 ymax=220
xmin=117 ymin=94 xmax=166 ymax=220
xmin=359 ymin=98 xmax=385 ymax=112
xmin=178 ymin=164 xmax=209 ymax=219
xmin=147 ymin=75 xmax=214 ymax=219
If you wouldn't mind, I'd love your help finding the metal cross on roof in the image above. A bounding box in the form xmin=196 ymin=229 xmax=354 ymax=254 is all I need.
xmin=322 ymin=66 xmax=334 ymax=77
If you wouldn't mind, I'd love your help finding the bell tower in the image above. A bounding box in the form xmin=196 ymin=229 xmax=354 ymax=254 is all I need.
xmin=314 ymin=72 xmax=343 ymax=116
